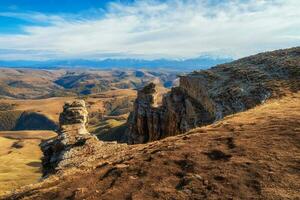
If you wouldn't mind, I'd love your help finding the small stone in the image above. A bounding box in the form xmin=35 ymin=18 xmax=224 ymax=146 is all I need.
xmin=116 ymin=164 xmax=129 ymax=168
xmin=183 ymin=189 xmax=192 ymax=195
xmin=129 ymin=176 xmax=138 ymax=180
xmin=194 ymin=174 xmax=203 ymax=180
xmin=203 ymin=180 xmax=209 ymax=186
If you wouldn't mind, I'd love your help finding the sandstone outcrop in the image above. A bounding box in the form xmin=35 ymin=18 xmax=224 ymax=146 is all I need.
xmin=41 ymin=100 xmax=97 ymax=175
xmin=127 ymin=47 xmax=300 ymax=144
xmin=41 ymin=100 xmax=128 ymax=176
xmin=59 ymin=100 xmax=89 ymax=127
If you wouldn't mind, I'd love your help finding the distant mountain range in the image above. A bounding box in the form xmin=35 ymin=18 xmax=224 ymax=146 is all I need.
xmin=0 ymin=56 xmax=232 ymax=71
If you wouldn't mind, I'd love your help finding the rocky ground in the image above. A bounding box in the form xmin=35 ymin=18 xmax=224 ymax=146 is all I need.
xmin=2 ymin=92 xmax=299 ymax=200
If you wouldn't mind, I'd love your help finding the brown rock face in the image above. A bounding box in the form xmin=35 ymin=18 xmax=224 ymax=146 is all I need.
xmin=127 ymin=84 xmax=214 ymax=144
xmin=59 ymin=100 xmax=89 ymax=127
xmin=127 ymin=47 xmax=300 ymax=144
xmin=41 ymin=100 xmax=97 ymax=175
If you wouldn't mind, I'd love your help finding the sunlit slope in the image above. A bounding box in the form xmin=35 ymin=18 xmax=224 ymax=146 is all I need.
xmin=0 ymin=131 xmax=56 ymax=195
xmin=3 ymin=93 xmax=299 ymax=199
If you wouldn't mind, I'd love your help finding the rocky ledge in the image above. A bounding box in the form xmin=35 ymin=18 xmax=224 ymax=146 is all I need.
xmin=127 ymin=47 xmax=300 ymax=144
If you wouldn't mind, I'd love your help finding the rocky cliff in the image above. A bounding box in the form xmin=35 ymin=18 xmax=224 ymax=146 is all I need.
xmin=127 ymin=47 xmax=300 ymax=144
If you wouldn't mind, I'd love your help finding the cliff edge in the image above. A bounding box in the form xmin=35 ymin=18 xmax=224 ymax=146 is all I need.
xmin=127 ymin=47 xmax=300 ymax=143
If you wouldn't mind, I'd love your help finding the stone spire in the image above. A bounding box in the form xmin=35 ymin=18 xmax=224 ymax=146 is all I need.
xmin=41 ymin=100 xmax=97 ymax=175
xmin=59 ymin=100 xmax=89 ymax=135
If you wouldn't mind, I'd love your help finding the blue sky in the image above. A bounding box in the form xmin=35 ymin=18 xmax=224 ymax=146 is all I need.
xmin=0 ymin=0 xmax=111 ymax=13
xmin=0 ymin=0 xmax=299 ymax=60
xmin=0 ymin=0 xmax=116 ymax=33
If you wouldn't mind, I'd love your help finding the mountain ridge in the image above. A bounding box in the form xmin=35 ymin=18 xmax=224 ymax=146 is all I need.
xmin=0 ymin=56 xmax=232 ymax=71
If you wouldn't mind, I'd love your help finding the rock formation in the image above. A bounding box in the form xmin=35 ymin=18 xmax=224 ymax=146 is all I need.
xmin=4 ymin=91 xmax=300 ymax=200
xmin=59 ymin=100 xmax=89 ymax=133
xmin=127 ymin=47 xmax=300 ymax=144
xmin=41 ymin=100 xmax=128 ymax=176
xmin=126 ymin=83 xmax=215 ymax=144
xmin=41 ymin=100 xmax=98 ymax=175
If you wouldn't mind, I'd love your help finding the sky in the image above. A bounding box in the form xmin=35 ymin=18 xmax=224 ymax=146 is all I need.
xmin=0 ymin=0 xmax=299 ymax=61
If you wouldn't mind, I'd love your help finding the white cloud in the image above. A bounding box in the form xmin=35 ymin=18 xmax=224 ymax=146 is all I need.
xmin=0 ymin=0 xmax=299 ymax=60
xmin=0 ymin=12 xmax=65 ymax=24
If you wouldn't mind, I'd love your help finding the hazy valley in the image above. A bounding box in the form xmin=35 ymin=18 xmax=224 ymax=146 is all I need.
xmin=0 ymin=68 xmax=178 ymax=99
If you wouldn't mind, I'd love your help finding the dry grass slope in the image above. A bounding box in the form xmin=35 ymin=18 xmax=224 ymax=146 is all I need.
xmin=2 ymin=92 xmax=299 ymax=199
xmin=0 ymin=131 xmax=56 ymax=196
xmin=0 ymin=111 xmax=23 ymax=131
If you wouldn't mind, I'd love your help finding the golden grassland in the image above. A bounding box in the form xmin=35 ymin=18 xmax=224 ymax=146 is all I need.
xmin=0 ymin=68 xmax=173 ymax=99
xmin=0 ymin=131 xmax=56 ymax=195
xmin=0 ymin=89 xmax=136 ymax=123
xmin=0 ymin=97 xmax=77 ymax=122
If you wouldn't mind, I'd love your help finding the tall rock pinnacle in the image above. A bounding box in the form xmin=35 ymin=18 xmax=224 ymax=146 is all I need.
xmin=41 ymin=100 xmax=97 ymax=175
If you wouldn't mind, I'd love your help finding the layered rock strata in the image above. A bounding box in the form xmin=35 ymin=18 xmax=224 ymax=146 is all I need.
xmin=41 ymin=100 xmax=98 ymax=175
xmin=127 ymin=47 xmax=300 ymax=144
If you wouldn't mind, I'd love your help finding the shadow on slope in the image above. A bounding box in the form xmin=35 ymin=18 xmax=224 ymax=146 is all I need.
xmin=14 ymin=112 xmax=58 ymax=131
xmin=0 ymin=111 xmax=58 ymax=131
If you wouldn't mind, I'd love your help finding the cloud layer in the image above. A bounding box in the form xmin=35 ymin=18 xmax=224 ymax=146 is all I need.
xmin=0 ymin=0 xmax=299 ymax=60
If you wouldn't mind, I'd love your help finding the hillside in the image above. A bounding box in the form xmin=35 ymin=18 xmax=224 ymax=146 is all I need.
xmin=0 ymin=69 xmax=177 ymax=99
xmin=0 ymin=69 xmax=66 ymax=99
xmin=0 ymin=131 xmax=56 ymax=196
xmin=2 ymin=92 xmax=299 ymax=199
